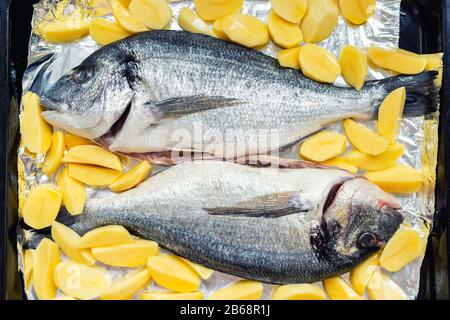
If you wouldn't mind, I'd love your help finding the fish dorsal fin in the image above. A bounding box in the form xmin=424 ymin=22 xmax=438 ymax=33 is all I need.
xmin=205 ymin=191 xmax=311 ymax=218
xmin=149 ymin=95 xmax=241 ymax=120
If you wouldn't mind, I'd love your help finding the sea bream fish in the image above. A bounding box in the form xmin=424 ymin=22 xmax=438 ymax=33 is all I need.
xmin=38 ymin=31 xmax=438 ymax=164
xmin=41 ymin=160 xmax=403 ymax=284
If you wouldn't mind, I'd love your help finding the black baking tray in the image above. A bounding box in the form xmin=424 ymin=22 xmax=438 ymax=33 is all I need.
xmin=0 ymin=0 xmax=449 ymax=300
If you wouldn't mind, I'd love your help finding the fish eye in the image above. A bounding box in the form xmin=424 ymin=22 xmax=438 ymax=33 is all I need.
xmin=70 ymin=68 xmax=93 ymax=84
xmin=358 ymin=232 xmax=379 ymax=249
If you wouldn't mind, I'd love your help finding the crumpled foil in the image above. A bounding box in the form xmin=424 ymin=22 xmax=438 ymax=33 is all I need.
xmin=18 ymin=0 xmax=439 ymax=300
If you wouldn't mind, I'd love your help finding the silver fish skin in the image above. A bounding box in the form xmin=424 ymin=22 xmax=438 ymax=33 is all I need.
xmin=40 ymin=31 xmax=438 ymax=161
xmin=64 ymin=160 xmax=403 ymax=284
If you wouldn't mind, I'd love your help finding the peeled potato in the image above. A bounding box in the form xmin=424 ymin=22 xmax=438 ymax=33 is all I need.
xmin=129 ymin=0 xmax=172 ymax=30
xmin=57 ymin=168 xmax=87 ymax=216
xmin=64 ymin=133 xmax=95 ymax=149
xmin=23 ymin=249 xmax=35 ymax=290
xmin=141 ymin=291 xmax=204 ymax=300
xmin=212 ymin=19 xmax=229 ymax=40
xmin=89 ymin=18 xmax=131 ymax=46
xmin=179 ymin=257 xmax=214 ymax=280
xmin=270 ymin=0 xmax=307 ymax=23
xmin=321 ymin=157 xmax=358 ymax=174
xmin=178 ymin=7 xmax=214 ymax=36
xmin=67 ymin=163 xmax=122 ymax=186
xmin=63 ymin=145 xmax=122 ymax=171
xmin=23 ymin=185 xmax=62 ymax=230
xmin=368 ymin=47 xmax=427 ymax=74
xmin=299 ymin=44 xmax=341 ymax=83
xmin=364 ymin=164 xmax=422 ymax=193
xmin=33 ymin=239 xmax=60 ymax=300
xmin=349 ymin=252 xmax=380 ymax=295
xmin=367 ymin=269 xmax=406 ymax=300
xmin=379 ymin=227 xmax=423 ymax=272
xmin=346 ymin=143 xmax=404 ymax=171
xmin=209 ymin=280 xmax=263 ymax=300
xmin=111 ymin=0 xmax=147 ymax=34
xmin=300 ymin=131 xmax=347 ymax=162
xmin=193 ymin=0 xmax=243 ymax=21
xmin=43 ymin=131 xmax=65 ymax=176
xmin=147 ymin=255 xmax=201 ymax=293
xmin=77 ymin=225 xmax=133 ymax=249
xmin=339 ymin=45 xmax=368 ymax=91
xmin=268 ymin=11 xmax=303 ymax=49
xmin=339 ymin=0 xmax=376 ymax=25
xmin=101 ymin=269 xmax=151 ymax=300
xmin=109 ymin=161 xmax=152 ymax=192
xmin=42 ymin=19 xmax=90 ymax=43
xmin=54 ymin=260 xmax=111 ymax=300
xmin=51 ymin=221 xmax=96 ymax=265
xmin=277 ymin=46 xmax=302 ymax=70
xmin=91 ymin=240 xmax=159 ymax=267
xmin=344 ymin=119 xmax=388 ymax=156
xmin=377 ymin=87 xmax=406 ymax=141
xmin=20 ymin=92 xmax=52 ymax=154
xmin=272 ymin=284 xmax=327 ymax=300
xmin=301 ymin=0 xmax=339 ymax=43
xmin=221 ymin=14 xmax=269 ymax=48
xmin=323 ymin=277 xmax=363 ymax=300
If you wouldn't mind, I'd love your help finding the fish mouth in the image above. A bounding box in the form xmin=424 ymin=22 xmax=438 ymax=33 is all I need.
xmin=40 ymin=95 xmax=68 ymax=112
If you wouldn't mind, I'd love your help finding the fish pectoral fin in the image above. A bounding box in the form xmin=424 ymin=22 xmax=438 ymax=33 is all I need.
xmin=148 ymin=95 xmax=241 ymax=120
xmin=205 ymin=191 xmax=310 ymax=218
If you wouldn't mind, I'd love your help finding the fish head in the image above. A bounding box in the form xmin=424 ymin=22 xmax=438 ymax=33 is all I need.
xmin=322 ymin=178 xmax=404 ymax=258
xmin=40 ymin=47 xmax=135 ymax=140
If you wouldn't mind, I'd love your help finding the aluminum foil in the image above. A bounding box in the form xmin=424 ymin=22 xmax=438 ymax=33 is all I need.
xmin=18 ymin=0 xmax=440 ymax=300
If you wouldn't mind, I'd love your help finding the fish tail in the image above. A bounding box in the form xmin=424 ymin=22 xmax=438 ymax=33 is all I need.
xmin=369 ymin=70 xmax=440 ymax=117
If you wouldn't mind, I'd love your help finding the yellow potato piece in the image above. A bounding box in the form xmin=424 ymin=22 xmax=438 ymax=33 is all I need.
xmin=277 ymin=46 xmax=302 ymax=70
xmin=23 ymin=185 xmax=62 ymax=230
xmin=268 ymin=11 xmax=303 ymax=49
xmin=178 ymin=7 xmax=214 ymax=36
xmin=109 ymin=161 xmax=152 ymax=192
xmin=299 ymin=44 xmax=341 ymax=83
xmin=379 ymin=227 xmax=422 ymax=272
xmin=272 ymin=284 xmax=327 ymax=300
xmin=301 ymin=0 xmax=339 ymax=43
xmin=43 ymin=132 xmax=65 ymax=176
xmin=64 ymin=133 xmax=95 ymax=149
xmin=77 ymin=225 xmax=133 ymax=249
xmin=92 ymin=240 xmax=159 ymax=267
xmin=343 ymin=119 xmax=388 ymax=156
xmin=20 ymin=92 xmax=52 ymax=154
xmin=57 ymin=168 xmax=87 ymax=216
xmin=51 ymin=221 xmax=96 ymax=265
xmin=349 ymin=252 xmax=380 ymax=295
xmin=54 ymin=260 xmax=111 ymax=300
xmin=67 ymin=163 xmax=122 ymax=186
xmin=346 ymin=143 xmax=405 ymax=171
xmin=111 ymin=0 xmax=147 ymax=34
xmin=42 ymin=19 xmax=90 ymax=43
xmin=212 ymin=19 xmax=229 ymax=40
xmin=193 ymin=0 xmax=243 ymax=21
xmin=179 ymin=257 xmax=214 ymax=280
xmin=209 ymin=280 xmax=263 ymax=300
xmin=129 ymin=0 xmax=172 ymax=30
xmin=321 ymin=157 xmax=358 ymax=174
xmin=367 ymin=269 xmax=406 ymax=300
xmin=339 ymin=0 xmax=376 ymax=25
xmin=339 ymin=45 xmax=368 ymax=91
xmin=323 ymin=277 xmax=363 ymax=300
xmin=364 ymin=164 xmax=422 ymax=193
xmin=300 ymin=131 xmax=347 ymax=162
xmin=90 ymin=18 xmax=131 ymax=46
xmin=23 ymin=249 xmax=34 ymax=290
xmin=147 ymin=255 xmax=201 ymax=293
xmin=141 ymin=291 xmax=204 ymax=300
xmin=63 ymin=145 xmax=122 ymax=171
xmin=368 ymin=46 xmax=427 ymax=74
xmin=221 ymin=14 xmax=269 ymax=48
xmin=377 ymin=87 xmax=406 ymax=141
xmin=270 ymin=0 xmax=307 ymax=23
xmin=101 ymin=269 xmax=151 ymax=300
xmin=33 ymin=239 xmax=60 ymax=300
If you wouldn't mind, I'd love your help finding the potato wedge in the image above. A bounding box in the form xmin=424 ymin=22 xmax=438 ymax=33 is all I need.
xmin=43 ymin=131 xmax=65 ymax=176
xmin=301 ymin=0 xmax=339 ymax=43
xmin=212 ymin=19 xmax=229 ymax=40
xmin=91 ymin=240 xmax=159 ymax=267
xmin=179 ymin=257 xmax=214 ymax=280
xmin=277 ymin=46 xmax=302 ymax=70
xmin=33 ymin=239 xmax=60 ymax=300
xmin=77 ymin=225 xmax=134 ymax=249
xmin=299 ymin=44 xmax=341 ymax=83
xmin=57 ymin=168 xmax=87 ymax=216
xmin=343 ymin=119 xmax=388 ymax=156
xmin=367 ymin=269 xmax=406 ymax=300
xmin=270 ymin=0 xmax=307 ymax=23
xmin=67 ymin=163 xmax=122 ymax=186
xmin=63 ymin=145 xmax=122 ymax=171
xmin=339 ymin=0 xmax=376 ymax=25
xmin=300 ymin=131 xmax=347 ymax=162
xmin=377 ymin=87 xmax=406 ymax=141
xmin=90 ymin=18 xmax=131 ymax=46
xmin=23 ymin=185 xmax=62 ymax=230
xmin=111 ymin=0 xmax=147 ymax=33
xmin=268 ymin=11 xmax=303 ymax=49
xmin=109 ymin=161 xmax=152 ymax=192
xmin=141 ymin=291 xmax=204 ymax=300
xmin=221 ymin=14 xmax=269 ymax=48
xmin=346 ymin=143 xmax=405 ymax=171
xmin=64 ymin=133 xmax=95 ymax=149
xmin=23 ymin=249 xmax=35 ymax=290
xmin=364 ymin=164 xmax=422 ymax=193
xmin=321 ymin=157 xmax=358 ymax=174
xmin=368 ymin=47 xmax=427 ymax=74
xmin=101 ymin=269 xmax=151 ymax=300
xmin=193 ymin=0 xmax=243 ymax=21
xmin=323 ymin=277 xmax=363 ymax=300
xmin=339 ymin=45 xmax=368 ymax=91
xmin=178 ymin=7 xmax=214 ymax=36
xmin=129 ymin=0 xmax=172 ymax=30
xmin=272 ymin=284 xmax=327 ymax=300
xmin=208 ymin=280 xmax=263 ymax=300
xmin=42 ymin=19 xmax=90 ymax=43
xmin=349 ymin=252 xmax=380 ymax=295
